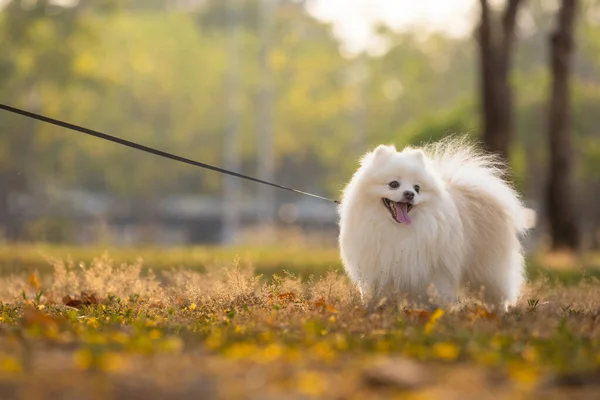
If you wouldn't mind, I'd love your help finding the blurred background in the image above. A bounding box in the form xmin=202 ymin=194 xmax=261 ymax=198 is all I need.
xmin=0 ymin=0 xmax=598 ymax=251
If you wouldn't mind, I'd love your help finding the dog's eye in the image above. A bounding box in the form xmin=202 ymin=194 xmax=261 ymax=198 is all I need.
xmin=388 ymin=181 xmax=400 ymax=189
xmin=414 ymin=185 xmax=420 ymax=193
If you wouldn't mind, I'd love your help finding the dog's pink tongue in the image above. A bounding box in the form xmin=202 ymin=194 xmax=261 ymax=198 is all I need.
xmin=393 ymin=202 xmax=411 ymax=224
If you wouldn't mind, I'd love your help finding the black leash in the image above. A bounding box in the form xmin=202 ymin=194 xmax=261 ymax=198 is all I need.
xmin=0 ymin=103 xmax=340 ymax=204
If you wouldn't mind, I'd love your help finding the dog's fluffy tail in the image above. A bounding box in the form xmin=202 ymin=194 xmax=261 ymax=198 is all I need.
xmin=422 ymin=135 xmax=536 ymax=233
xmin=520 ymin=207 xmax=537 ymax=231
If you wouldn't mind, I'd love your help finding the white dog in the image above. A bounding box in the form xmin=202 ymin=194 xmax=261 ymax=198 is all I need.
xmin=338 ymin=137 xmax=536 ymax=310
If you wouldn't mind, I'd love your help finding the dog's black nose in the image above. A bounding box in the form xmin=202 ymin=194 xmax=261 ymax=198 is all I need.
xmin=403 ymin=190 xmax=415 ymax=201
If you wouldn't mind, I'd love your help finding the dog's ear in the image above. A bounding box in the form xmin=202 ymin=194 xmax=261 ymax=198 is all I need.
xmin=360 ymin=144 xmax=396 ymax=166
xmin=362 ymin=144 xmax=395 ymax=164
xmin=408 ymin=148 xmax=427 ymax=165
xmin=375 ymin=144 xmax=396 ymax=156
xmin=373 ymin=144 xmax=396 ymax=160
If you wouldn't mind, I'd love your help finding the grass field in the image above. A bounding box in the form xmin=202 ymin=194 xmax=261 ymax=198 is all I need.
xmin=0 ymin=243 xmax=600 ymax=399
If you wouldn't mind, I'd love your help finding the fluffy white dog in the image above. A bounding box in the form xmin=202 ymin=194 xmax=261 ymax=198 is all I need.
xmin=338 ymin=137 xmax=536 ymax=310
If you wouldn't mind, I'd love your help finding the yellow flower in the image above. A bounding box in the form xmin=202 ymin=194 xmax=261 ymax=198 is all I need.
xmin=234 ymin=325 xmax=245 ymax=334
xmin=490 ymin=336 xmax=504 ymax=350
xmin=432 ymin=342 xmax=460 ymax=361
xmin=74 ymin=348 xmax=95 ymax=370
xmin=205 ymin=330 xmax=223 ymax=350
xmin=99 ymin=352 xmax=128 ymax=373
xmin=160 ymin=336 xmax=184 ymax=354
xmin=261 ymin=343 xmax=284 ymax=362
xmin=424 ymin=308 xmax=444 ymax=334
xmin=110 ymin=331 xmax=129 ymax=344
xmin=397 ymin=393 xmax=436 ymax=400
xmin=1 ymin=356 xmax=22 ymax=373
xmin=522 ymin=345 xmax=538 ymax=363
xmin=225 ymin=343 xmax=256 ymax=360
xmin=375 ymin=339 xmax=391 ymax=353
xmin=334 ymin=334 xmax=348 ymax=351
xmin=45 ymin=324 xmax=59 ymax=340
xmin=403 ymin=344 xmax=428 ymax=359
xmin=312 ymin=342 xmax=335 ymax=362
xmin=297 ymin=371 xmax=327 ymax=397
xmin=190 ymin=303 xmax=197 ymax=311
xmin=86 ymin=318 xmax=99 ymax=329
xmin=260 ymin=331 xmax=273 ymax=343
xmin=285 ymin=347 xmax=302 ymax=363
xmin=507 ymin=361 xmax=539 ymax=388
xmin=149 ymin=329 xmax=162 ymax=340
xmin=86 ymin=333 xmax=107 ymax=345
xmin=474 ymin=351 xmax=501 ymax=366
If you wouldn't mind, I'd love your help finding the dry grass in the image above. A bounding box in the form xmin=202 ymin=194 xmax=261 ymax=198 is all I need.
xmin=0 ymin=248 xmax=599 ymax=399
xmin=0 ymin=243 xmax=340 ymax=278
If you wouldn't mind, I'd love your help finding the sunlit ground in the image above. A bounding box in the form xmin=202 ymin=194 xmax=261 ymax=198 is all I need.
xmin=0 ymin=243 xmax=599 ymax=399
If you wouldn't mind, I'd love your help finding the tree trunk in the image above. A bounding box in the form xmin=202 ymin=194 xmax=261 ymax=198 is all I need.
xmin=478 ymin=0 xmax=499 ymax=154
xmin=546 ymin=0 xmax=579 ymax=250
xmin=478 ymin=0 xmax=524 ymax=162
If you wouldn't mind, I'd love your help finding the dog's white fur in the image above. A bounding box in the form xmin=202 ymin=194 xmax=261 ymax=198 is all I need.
xmin=338 ymin=137 xmax=535 ymax=310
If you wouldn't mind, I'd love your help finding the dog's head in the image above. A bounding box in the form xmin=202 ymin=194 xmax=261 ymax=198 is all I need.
xmin=352 ymin=144 xmax=445 ymax=224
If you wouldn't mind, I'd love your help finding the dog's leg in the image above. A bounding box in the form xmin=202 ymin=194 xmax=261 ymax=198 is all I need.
xmin=472 ymin=250 xmax=525 ymax=312
xmin=359 ymin=283 xmax=388 ymax=312
xmin=358 ymin=281 xmax=376 ymax=304
xmin=429 ymin=268 xmax=460 ymax=307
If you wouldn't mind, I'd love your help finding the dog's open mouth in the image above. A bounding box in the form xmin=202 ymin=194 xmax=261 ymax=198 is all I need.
xmin=382 ymin=198 xmax=413 ymax=224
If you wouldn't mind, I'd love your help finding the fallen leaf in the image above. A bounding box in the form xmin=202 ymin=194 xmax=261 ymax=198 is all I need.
xmin=405 ymin=309 xmax=432 ymax=322
xmin=63 ymin=297 xmax=84 ymax=309
xmin=62 ymin=292 xmax=98 ymax=309
xmin=277 ymin=292 xmax=296 ymax=306
xmin=314 ymin=297 xmax=326 ymax=308
xmin=471 ymin=306 xmax=497 ymax=320
xmin=278 ymin=292 xmax=295 ymax=302
xmin=21 ymin=308 xmax=57 ymax=328
xmin=81 ymin=292 xmax=98 ymax=305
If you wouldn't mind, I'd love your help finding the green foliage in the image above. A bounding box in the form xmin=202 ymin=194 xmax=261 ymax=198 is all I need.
xmin=396 ymin=99 xmax=478 ymax=147
xmin=0 ymin=2 xmax=485 ymax=199
xmin=0 ymin=0 xmax=600 ymax=207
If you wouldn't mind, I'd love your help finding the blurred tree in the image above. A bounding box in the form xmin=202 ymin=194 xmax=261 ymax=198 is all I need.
xmin=1 ymin=0 xmax=600 ymax=244
xmin=0 ymin=0 xmax=117 ymax=239
xmin=400 ymin=100 xmax=479 ymax=147
xmin=477 ymin=0 xmax=525 ymax=161
xmin=546 ymin=0 xmax=580 ymax=250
